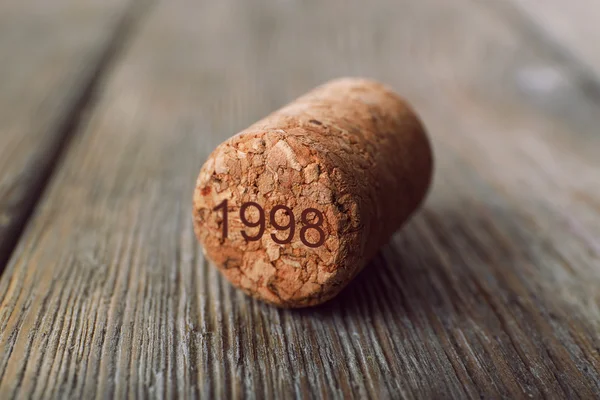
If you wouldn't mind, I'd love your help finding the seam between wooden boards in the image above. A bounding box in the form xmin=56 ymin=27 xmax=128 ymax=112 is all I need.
xmin=0 ymin=0 xmax=154 ymax=278
xmin=482 ymin=0 xmax=600 ymax=104
xmin=0 ymin=0 xmax=598 ymax=397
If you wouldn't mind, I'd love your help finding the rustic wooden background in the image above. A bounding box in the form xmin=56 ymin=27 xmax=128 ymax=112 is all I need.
xmin=0 ymin=0 xmax=599 ymax=398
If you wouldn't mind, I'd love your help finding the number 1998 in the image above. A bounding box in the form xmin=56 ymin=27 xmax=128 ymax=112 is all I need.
xmin=213 ymin=200 xmax=326 ymax=248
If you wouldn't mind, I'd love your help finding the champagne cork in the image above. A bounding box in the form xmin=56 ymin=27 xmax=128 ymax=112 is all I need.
xmin=193 ymin=78 xmax=433 ymax=307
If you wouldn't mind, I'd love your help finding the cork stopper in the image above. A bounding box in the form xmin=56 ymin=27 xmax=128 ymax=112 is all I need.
xmin=193 ymin=78 xmax=433 ymax=307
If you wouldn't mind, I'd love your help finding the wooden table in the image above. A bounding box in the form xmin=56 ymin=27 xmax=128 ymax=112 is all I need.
xmin=1 ymin=0 xmax=599 ymax=398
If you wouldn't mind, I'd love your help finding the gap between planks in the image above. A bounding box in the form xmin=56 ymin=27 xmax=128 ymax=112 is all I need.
xmin=0 ymin=0 xmax=152 ymax=275
xmin=0 ymin=0 xmax=599 ymax=398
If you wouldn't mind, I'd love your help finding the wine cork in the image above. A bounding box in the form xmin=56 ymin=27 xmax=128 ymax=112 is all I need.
xmin=193 ymin=78 xmax=433 ymax=308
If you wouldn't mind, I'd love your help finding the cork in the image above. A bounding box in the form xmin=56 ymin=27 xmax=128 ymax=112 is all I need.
xmin=193 ymin=78 xmax=433 ymax=308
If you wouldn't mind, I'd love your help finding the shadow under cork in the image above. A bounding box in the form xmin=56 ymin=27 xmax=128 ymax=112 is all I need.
xmin=245 ymin=200 xmax=600 ymax=396
xmin=292 ymin=202 xmax=558 ymax=326
xmin=291 ymin=206 xmax=471 ymax=320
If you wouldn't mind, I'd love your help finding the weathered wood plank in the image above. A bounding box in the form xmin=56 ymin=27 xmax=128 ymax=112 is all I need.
xmin=1 ymin=0 xmax=599 ymax=398
xmin=0 ymin=0 xmax=138 ymax=270
xmin=499 ymin=0 xmax=600 ymax=80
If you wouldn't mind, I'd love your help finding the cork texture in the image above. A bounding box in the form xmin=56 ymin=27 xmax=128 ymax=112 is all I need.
xmin=193 ymin=78 xmax=433 ymax=307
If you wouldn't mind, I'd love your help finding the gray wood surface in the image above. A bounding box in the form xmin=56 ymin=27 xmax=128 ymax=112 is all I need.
xmin=0 ymin=0 xmax=136 ymax=270
xmin=0 ymin=0 xmax=599 ymax=398
xmin=500 ymin=0 xmax=600 ymax=80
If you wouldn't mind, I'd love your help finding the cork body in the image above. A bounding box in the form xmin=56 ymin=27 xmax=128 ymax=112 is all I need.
xmin=193 ymin=78 xmax=433 ymax=307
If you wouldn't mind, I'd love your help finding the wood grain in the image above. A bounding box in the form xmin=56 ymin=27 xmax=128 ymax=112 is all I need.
xmin=499 ymin=0 xmax=600 ymax=80
xmin=1 ymin=0 xmax=599 ymax=398
xmin=0 ymin=0 xmax=137 ymax=271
